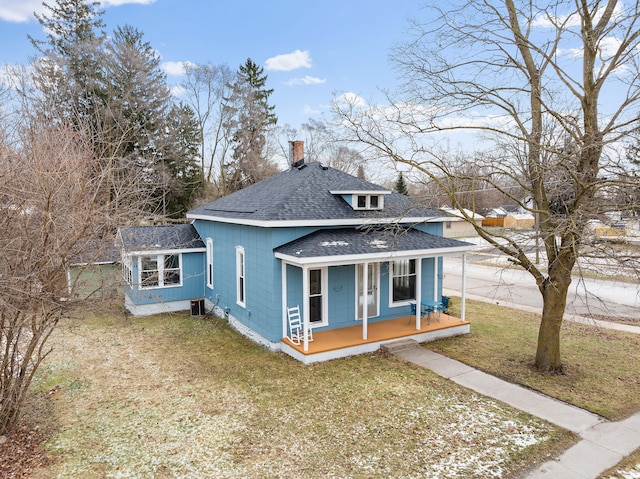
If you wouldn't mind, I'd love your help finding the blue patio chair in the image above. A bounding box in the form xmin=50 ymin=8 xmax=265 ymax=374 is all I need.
xmin=440 ymin=296 xmax=451 ymax=315
xmin=409 ymin=302 xmax=436 ymax=325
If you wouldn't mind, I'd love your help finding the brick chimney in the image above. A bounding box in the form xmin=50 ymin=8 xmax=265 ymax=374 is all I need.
xmin=289 ymin=140 xmax=304 ymax=167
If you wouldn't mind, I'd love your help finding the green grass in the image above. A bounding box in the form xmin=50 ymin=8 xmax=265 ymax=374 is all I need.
xmin=26 ymin=304 xmax=574 ymax=479
xmin=428 ymin=299 xmax=640 ymax=420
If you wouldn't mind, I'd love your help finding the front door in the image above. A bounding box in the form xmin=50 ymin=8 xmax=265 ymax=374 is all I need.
xmin=356 ymin=263 xmax=379 ymax=320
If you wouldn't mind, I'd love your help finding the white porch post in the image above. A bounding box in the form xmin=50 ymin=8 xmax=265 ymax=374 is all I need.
xmin=461 ymin=253 xmax=467 ymax=322
xmin=362 ymin=262 xmax=368 ymax=340
xmin=302 ymin=265 xmax=310 ymax=352
xmin=281 ymin=260 xmax=287 ymax=339
xmin=415 ymin=258 xmax=422 ymax=330
xmin=433 ymin=256 xmax=439 ymax=300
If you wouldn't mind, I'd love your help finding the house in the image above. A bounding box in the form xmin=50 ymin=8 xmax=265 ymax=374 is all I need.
xmin=440 ymin=207 xmax=484 ymax=238
xmin=483 ymin=207 xmax=535 ymax=229
xmin=117 ymin=142 xmax=474 ymax=363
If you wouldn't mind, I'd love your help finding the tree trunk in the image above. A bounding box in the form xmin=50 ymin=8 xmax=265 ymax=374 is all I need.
xmin=535 ymin=275 xmax=571 ymax=372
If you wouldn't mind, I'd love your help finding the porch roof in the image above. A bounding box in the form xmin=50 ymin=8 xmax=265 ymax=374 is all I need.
xmin=274 ymin=227 xmax=473 ymax=266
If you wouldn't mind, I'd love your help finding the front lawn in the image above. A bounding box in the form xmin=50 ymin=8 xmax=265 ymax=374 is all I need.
xmin=428 ymin=299 xmax=640 ymax=421
xmin=23 ymin=303 xmax=573 ymax=479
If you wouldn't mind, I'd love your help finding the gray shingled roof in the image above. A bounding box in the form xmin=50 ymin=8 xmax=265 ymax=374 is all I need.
xmin=274 ymin=227 xmax=472 ymax=259
xmin=117 ymin=224 xmax=205 ymax=252
xmin=188 ymin=162 xmax=442 ymax=223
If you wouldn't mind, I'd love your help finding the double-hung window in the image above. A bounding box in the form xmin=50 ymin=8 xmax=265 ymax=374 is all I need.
xmin=236 ymin=246 xmax=246 ymax=307
xmin=391 ymin=259 xmax=416 ymax=304
xmin=206 ymin=238 xmax=214 ymax=289
xmin=139 ymin=254 xmax=182 ymax=289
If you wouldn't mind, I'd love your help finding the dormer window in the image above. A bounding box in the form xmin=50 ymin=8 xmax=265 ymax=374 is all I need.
xmin=354 ymin=194 xmax=383 ymax=210
xmin=330 ymin=188 xmax=390 ymax=211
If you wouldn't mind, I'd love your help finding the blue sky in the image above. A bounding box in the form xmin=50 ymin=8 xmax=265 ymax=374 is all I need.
xmin=0 ymin=0 xmax=422 ymax=129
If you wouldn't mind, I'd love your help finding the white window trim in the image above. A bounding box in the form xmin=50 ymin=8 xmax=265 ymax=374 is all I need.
xmin=236 ymin=246 xmax=246 ymax=307
xmin=137 ymin=253 xmax=183 ymax=290
xmin=206 ymin=238 xmax=214 ymax=289
xmin=389 ymin=258 xmax=416 ymax=307
xmin=352 ymin=194 xmax=384 ymax=211
xmin=308 ymin=267 xmax=328 ymax=328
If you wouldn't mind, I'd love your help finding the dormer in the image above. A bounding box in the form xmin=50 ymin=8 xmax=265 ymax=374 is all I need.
xmin=330 ymin=189 xmax=391 ymax=211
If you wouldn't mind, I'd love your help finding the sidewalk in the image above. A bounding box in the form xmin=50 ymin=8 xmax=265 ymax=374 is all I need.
xmin=386 ymin=341 xmax=640 ymax=478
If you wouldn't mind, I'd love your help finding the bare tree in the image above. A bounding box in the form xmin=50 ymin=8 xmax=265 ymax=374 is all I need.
xmin=180 ymin=62 xmax=234 ymax=185
xmin=0 ymin=98 xmax=152 ymax=435
xmin=333 ymin=0 xmax=640 ymax=372
xmin=279 ymin=119 xmax=368 ymax=177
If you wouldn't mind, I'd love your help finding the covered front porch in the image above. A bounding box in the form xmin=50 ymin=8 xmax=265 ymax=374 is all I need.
xmin=280 ymin=311 xmax=470 ymax=364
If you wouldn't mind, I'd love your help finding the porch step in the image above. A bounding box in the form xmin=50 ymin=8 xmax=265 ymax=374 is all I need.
xmin=380 ymin=339 xmax=419 ymax=354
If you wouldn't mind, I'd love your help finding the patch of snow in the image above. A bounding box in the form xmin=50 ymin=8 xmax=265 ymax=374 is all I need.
xmin=320 ymin=241 xmax=350 ymax=247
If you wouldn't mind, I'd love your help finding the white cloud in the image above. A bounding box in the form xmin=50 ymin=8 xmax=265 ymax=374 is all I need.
xmin=285 ymin=75 xmax=326 ymax=86
xmin=0 ymin=0 xmax=42 ymax=23
xmin=265 ymin=49 xmax=312 ymax=71
xmin=302 ymin=105 xmax=322 ymax=116
xmin=162 ymin=61 xmax=194 ymax=76
xmin=0 ymin=0 xmax=155 ymax=23
xmin=170 ymin=84 xmax=187 ymax=97
xmin=333 ymin=92 xmax=367 ymax=109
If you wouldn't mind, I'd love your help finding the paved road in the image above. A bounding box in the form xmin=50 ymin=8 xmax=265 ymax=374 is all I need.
xmin=442 ymin=255 xmax=640 ymax=320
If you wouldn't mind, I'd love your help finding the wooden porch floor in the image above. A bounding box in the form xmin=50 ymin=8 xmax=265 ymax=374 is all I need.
xmin=283 ymin=313 xmax=469 ymax=356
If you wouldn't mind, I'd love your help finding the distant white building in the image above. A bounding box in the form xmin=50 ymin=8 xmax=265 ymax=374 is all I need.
xmin=440 ymin=207 xmax=484 ymax=238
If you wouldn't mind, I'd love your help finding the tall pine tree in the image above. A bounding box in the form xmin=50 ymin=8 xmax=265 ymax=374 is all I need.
xmin=223 ymin=58 xmax=278 ymax=193
xmin=30 ymin=0 xmax=106 ymax=129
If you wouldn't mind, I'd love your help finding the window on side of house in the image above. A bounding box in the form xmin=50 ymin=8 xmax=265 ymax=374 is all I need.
xmin=236 ymin=246 xmax=246 ymax=307
xmin=138 ymin=254 xmax=182 ymax=289
xmin=206 ymin=238 xmax=214 ymax=289
xmin=391 ymin=259 xmax=416 ymax=304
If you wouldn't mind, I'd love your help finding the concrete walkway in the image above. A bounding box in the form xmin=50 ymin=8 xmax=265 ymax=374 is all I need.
xmin=385 ymin=340 xmax=640 ymax=478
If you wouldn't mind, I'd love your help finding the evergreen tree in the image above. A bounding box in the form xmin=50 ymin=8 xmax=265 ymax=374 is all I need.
xmin=223 ymin=58 xmax=278 ymax=193
xmin=102 ymin=24 xmax=171 ymax=160
xmin=395 ymin=172 xmax=409 ymax=195
xmin=30 ymin=0 xmax=106 ymax=128
xmin=160 ymin=104 xmax=204 ymax=218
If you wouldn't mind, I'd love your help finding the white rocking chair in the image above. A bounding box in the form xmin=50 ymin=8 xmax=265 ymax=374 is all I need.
xmin=287 ymin=305 xmax=313 ymax=345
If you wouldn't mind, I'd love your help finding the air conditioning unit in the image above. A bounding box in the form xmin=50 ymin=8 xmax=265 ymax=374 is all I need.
xmin=190 ymin=298 xmax=205 ymax=316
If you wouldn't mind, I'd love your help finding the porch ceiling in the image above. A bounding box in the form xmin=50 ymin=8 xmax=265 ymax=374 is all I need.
xmin=274 ymin=227 xmax=473 ymax=267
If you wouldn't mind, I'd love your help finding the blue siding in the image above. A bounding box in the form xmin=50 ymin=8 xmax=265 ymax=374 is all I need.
xmin=190 ymin=219 xmax=447 ymax=343
xmin=125 ymin=251 xmax=205 ymax=305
